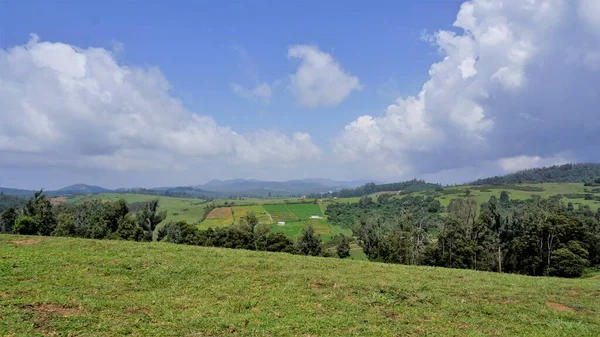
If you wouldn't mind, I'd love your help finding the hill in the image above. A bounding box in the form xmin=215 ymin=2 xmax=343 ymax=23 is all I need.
xmin=1 ymin=235 xmax=598 ymax=336
xmin=471 ymin=163 xmax=600 ymax=185
xmin=56 ymin=184 xmax=113 ymax=194
xmin=199 ymin=178 xmax=363 ymax=197
xmin=316 ymin=179 xmax=441 ymax=198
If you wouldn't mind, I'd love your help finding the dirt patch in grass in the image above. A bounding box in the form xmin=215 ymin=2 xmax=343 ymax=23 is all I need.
xmin=10 ymin=239 xmax=42 ymax=246
xmin=26 ymin=303 xmax=83 ymax=316
xmin=545 ymin=301 xmax=575 ymax=313
xmin=206 ymin=207 xmax=233 ymax=220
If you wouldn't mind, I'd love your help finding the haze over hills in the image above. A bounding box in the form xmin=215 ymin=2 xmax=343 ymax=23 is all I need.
xmin=0 ymin=178 xmax=369 ymax=198
xmin=3 ymin=164 xmax=600 ymax=199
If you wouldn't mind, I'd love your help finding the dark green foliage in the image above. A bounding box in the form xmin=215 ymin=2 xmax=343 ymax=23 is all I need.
xmin=19 ymin=191 xmax=57 ymax=236
xmin=347 ymin=191 xmax=599 ymax=278
xmin=327 ymin=195 xmax=441 ymax=229
xmin=297 ymin=225 xmax=322 ymax=256
xmin=336 ymin=234 xmax=350 ymax=259
xmin=135 ymin=200 xmax=167 ymax=241
xmin=550 ymin=245 xmax=590 ymax=278
xmin=115 ymin=216 xmax=146 ymax=241
xmin=472 ymin=163 xmax=600 ymax=185
xmin=0 ymin=207 xmax=17 ymax=234
xmin=14 ymin=216 xmax=38 ymax=235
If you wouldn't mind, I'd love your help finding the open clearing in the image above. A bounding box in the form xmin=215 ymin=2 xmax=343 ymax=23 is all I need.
xmin=1 ymin=235 xmax=599 ymax=336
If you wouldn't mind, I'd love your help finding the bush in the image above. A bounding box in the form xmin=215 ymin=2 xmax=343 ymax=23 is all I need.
xmin=550 ymin=244 xmax=590 ymax=278
xmin=14 ymin=216 xmax=38 ymax=235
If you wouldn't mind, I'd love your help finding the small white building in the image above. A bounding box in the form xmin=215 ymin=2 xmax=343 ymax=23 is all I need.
xmin=277 ymin=221 xmax=286 ymax=225
xmin=310 ymin=215 xmax=321 ymax=219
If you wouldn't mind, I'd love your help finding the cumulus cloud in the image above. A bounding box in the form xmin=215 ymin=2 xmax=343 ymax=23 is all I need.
xmin=288 ymin=45 xmax=361 ymax=107
xmin=0 ymin=35 xmax=320 ymax=175
xmin=334 ymin=0 xmax=600 ymax=180
xmin=231 ymin=82 xmax=272 ymax=104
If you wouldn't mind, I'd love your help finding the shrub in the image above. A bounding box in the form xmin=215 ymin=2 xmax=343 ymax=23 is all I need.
xmin=14 ymin=216 xmax=38 ymax=235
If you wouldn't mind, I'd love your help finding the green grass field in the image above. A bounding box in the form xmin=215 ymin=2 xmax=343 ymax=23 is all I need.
xmin=1 ymin=235 xmax=599 ymax=336
xmin=262 ymin=204 xmax=298 ymax=222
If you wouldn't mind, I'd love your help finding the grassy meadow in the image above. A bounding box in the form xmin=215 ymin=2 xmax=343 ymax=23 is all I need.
xmin=1 ymin=235 xmax=599 ymax=336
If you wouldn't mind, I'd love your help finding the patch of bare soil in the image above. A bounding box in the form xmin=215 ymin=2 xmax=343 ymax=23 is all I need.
xmin=10 ymin=239 xmax=42 ymax=246
xmin=206 ymin=207 xmax=233 ymax=220
xmin=24 ymin=303 xmax=83 ymax=334
xmin=545 ymin=301 xmax=575 ymax=313
xmin=50 ymin=196 xmax=67 ymax=205
xmin=26 ymin=303 xmax=82 ymax=316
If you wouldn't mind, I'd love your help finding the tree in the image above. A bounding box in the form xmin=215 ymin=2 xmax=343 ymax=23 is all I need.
xmin=115 ymin=216 xmax=145 ymax=241
xmin=0 ymin=207 xmax=17 ymax=234
xmin=244 ymin=211 xmax=259 ymax=233
xmin=499 ymin=191 xmax=510 ymax=203
xmin=14 ymin=216 xmax=38 ymax=235
xmin=549 ymin=245 xmax=589 ymax=278
xmin=336 ymin=234 xmax=351 ymax=258
xmin=297 ymin=225 xmax=322 ymax=256
xmin=136 ymin=200 xmax=167 ymax=241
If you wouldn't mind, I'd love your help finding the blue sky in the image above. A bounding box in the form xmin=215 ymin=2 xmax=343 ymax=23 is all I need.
xmin=1 ymin=0 xmax=460 ymax=144
xmin=1 ymin=0 xmax=599 ymax=189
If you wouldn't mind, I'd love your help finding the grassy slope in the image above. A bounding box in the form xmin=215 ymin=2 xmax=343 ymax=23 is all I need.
xmin=68 ymin=193 xmax=210 ymax=225
xmin=1 ymin=236 xmax=599 ymax=336
xmin=411 ymin=183 xmax=600 ymax=210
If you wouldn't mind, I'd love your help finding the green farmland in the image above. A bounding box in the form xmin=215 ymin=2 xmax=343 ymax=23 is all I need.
xmin=1 ymin=235 xmax=599 ymax=336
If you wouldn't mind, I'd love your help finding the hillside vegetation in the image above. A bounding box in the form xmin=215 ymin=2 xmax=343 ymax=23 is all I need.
xmin=471 ymin=163 xmax=600 ymax=185
xmin=1 ymin=235 xmax=599 ymax=336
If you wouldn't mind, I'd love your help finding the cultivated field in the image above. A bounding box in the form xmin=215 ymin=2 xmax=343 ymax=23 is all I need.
xmin=1 ymin=235 xmax=598 ymax=336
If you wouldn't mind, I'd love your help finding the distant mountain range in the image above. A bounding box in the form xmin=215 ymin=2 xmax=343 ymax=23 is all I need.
xmin=0 ymin=179 xmax=369 ymax=198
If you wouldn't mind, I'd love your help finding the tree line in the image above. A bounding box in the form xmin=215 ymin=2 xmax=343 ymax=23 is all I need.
xmin=0 ymin=191 xmax=352 ymax=259
xmin=312 ymin=180 xmax=441 ymax=199
xmin=332 ymin=192 xmax=600 ymax=277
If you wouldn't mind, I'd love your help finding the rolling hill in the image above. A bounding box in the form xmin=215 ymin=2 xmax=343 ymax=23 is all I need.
xmin=470 ymin=163 xmax=600 ymax=185
xmin=1 ymin=235 xmax=599 ymax=336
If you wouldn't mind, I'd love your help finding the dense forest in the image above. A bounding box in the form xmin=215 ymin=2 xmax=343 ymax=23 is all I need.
xmin=471 ymin=163 xmax=600 ymax=185
xmin=312 ymin=179 xmax=441 ymax=198
xmin=326 ymin=193 xmax=600 ymax=277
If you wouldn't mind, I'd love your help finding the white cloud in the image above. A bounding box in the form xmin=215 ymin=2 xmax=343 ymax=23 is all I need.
xmin=498 ymin=154 xmax=571 ymax=172
xmin=0 ymin=35 xmax=320 ymax=174
xmin=231 ymin=82 xmax=272 ymax=104
xmin=288 ymin=45 xmax=361 ymax=107
xmin=333 ymin=0 xmax=600 ymax=180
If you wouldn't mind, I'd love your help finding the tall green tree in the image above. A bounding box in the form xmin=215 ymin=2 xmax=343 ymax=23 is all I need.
xmin=136 ymin=200 xmax=167 ymax=241
xmin=297 ymin=225 xmax=322 ymax=256
xmin=336 ymin=234 xmax=351 ymax=258
xmin=0 ymin=207 xmax=17 ymax=234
